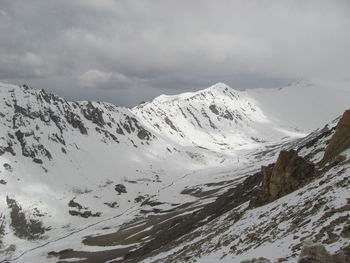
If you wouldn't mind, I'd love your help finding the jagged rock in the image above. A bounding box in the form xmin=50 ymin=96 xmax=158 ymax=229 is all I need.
xmin=260 ymin=150 xmax=316 ymax=202
xmin=298 ymin=244 xmax=345 ymax=263
xmin=323 ymin=110 xmax=350 ymax=163
xmin=115 ymin=184 xmax=127 ymax=194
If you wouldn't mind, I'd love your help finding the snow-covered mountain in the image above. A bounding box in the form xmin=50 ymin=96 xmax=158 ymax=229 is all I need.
xmin=0 ymin=81 xmax=349 ymax=263
xmin=133 ymin=83 xmax=297 ymax=151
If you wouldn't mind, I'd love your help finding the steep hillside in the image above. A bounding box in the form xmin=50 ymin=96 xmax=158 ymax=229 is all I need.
xmin=130 ymin=111 xmax=350 ymax=263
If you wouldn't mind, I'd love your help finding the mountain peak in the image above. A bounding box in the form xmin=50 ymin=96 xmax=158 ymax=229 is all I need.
xmin=206 ymin=82 xmax=231 ymax=91
xmin=149 ymin=83 xmax=237 ymax=105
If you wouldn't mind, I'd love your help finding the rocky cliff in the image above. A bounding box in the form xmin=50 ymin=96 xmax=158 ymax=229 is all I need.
xmin=322 ymin=109 xmax=350 ymax=164
xmin=260 ymin=150 xmax=316 ymax=203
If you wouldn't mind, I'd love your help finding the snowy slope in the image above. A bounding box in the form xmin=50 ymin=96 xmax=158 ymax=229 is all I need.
xmin=137 ymin=115 xmax=350 ymax=263
xmin=244 ymin=80 xmax=350 ymax=132
xmin=0 ymin=81 xmax=349 ymax=263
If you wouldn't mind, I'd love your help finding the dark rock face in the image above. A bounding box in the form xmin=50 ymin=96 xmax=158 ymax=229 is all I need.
xmin=323 ymin=110 xmax=350 ymax=163
xmin=260 ymin=150 xmax=316 ymax=203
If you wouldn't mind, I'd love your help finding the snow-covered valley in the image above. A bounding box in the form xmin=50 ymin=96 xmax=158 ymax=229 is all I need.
xmin=0 ymin=81 xmax=349 ymax=263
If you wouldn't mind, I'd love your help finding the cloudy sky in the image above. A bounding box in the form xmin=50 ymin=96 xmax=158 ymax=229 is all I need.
xmin=0 ymin=0 xmax=349 ymax=106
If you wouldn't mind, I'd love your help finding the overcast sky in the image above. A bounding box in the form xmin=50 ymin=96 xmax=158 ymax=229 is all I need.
xmin=0 ymin=0 xmax=349 ymax=106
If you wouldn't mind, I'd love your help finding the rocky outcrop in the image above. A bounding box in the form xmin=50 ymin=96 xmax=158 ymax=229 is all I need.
xmin=260 ymin=150 xmax=316 ymax=203
xmin=322 ymin=110 xmax=350 ymax=163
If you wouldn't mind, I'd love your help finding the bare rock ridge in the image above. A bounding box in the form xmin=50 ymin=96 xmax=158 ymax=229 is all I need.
xmin=260 ymin=150 xmax=316 ymax=203
xmin=322 ymin=109 xmax=350 ymax=163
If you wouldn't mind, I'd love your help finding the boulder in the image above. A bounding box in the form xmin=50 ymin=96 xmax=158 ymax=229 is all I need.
xmin=261 ymin=150 xmax=315 ymax=202
xmin=323 ymin=110 xmax=350 ymax=163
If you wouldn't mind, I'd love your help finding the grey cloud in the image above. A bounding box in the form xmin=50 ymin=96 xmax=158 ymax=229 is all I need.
xmin=0 ymin=0 xmax=349 ymax=106
xmin=78 ymin=69 xmax=148 ymax=90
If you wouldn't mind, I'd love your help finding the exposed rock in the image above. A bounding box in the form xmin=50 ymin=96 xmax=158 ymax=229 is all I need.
xmin=342 ymin=244 xmax=350 ymax=263
xmin=222 ymin=109 xmax=234 ymax=120
xmin=64 ymin=111 xmax=88 ymax=135
xmin=134 ymin=195 xmax=146 ymax=203
xmin=241 ymin=258 xmax=271 ymax=263
xmin=115 ymin=184 xmax=127 ymax=194
xmin=14 ymin=130 xmax=52 ymax=161
xmin=68 ymin=210 xmax=101 ymax=218
xmin=137 ymin=128 xmax=152 ymax=140
xmin=33 ymin=158 xmax=43 ymax=164
xmin=0 ymin=213 xmax=5 ymax=237
xmin=209 ymin=104 xmax=219 ymax=115
xmin=3 ymin=163 xmax=13 ymax=172
xmin=82 ymin=101 xmax=105 ymax=127
xmin=260 ymin=150 xmax=316 ymax=203
xmin=298 ymin=244 xmax=345 ymax=263
xmin=104 ymin=201 xmax=118 ymax=208
xmin=6 ymin=196 xmax=47 ymax=240
xmin=95 ymin=127 xmax=119 ymax=143
xmin=0 ymin=140 xmax=16 ymax=156
xmin=0 ymin=179 xmax=7 ymax=185
xmin=340 ymin=223 xmax=350 ymax=238
xmin=164 ymin=117 xmax=178 ymax=131
xmin=323 ymin=110 xmax=350 ymax=163
xmin=68 ymin=198 xmax=84 ymax=210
